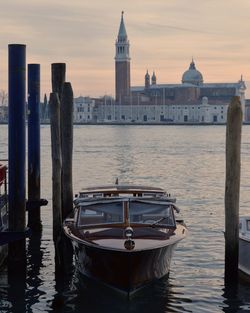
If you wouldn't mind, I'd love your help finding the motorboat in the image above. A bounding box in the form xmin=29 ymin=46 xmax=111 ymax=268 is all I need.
xmin=239 ymin=216 xmax=250 ymax=277
xmin=0 ymin=163 xmax=8 ymax=267
xmin=63 ymin=184 xmax=187 ymax=295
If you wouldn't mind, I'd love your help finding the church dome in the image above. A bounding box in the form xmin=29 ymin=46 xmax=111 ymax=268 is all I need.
xmin=182 ymin=59 xmax=203 ymax=86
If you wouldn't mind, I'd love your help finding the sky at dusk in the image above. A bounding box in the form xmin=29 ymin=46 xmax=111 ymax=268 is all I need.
xmin=1 ymin=0 xmax=250 ymax=98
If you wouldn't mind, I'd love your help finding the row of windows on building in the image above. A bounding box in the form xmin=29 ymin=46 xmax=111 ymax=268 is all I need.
xmin=171 ymin=106 xmax=224 ymax=110
xmin=78 ymin=115 xmax=91 ymax=120
xmin=77 ymin=107 xmax=91 ymax=112
xmin=149 ymin=90 xmax=234 ymax=97
xmin=101 ymin=102 xmax=225 ymax=110
xmin=104 ymin=114 xmax=224 ymax=122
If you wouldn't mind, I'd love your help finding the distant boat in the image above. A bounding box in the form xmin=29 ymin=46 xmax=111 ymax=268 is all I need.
xmin=239 ymin=216 xmax=250 ymax=278
xmin=63 ymin=184 xmax=187 ymax=296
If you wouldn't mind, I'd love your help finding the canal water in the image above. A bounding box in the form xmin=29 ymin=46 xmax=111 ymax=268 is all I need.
xmin=1 ymin=124 xmax=250 ymax=312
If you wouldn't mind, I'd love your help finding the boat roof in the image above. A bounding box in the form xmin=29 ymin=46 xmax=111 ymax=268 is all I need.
xmin=80 ymin=185 xmax=166 ymax=195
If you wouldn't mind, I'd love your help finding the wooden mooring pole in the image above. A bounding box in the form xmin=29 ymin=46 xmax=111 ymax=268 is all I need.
xmin=27 ymin=64 xmax=42 ymax=232
xmin=49 ymin=92 xmax=62 ymax=261
xmin=224 ymin=96 xmax=242 ymax=285
xmin=61 ymin=82 xmax=74 ymax=220
xmin=51 ymin=63 xmax=66 ymax=100
xmin=60 ymin=82 xmax=74 ymax=271
xmin=50 ymin=62 xmax=65 ymax=253
xmin=8 ymin=44 xmax=27 ymax=275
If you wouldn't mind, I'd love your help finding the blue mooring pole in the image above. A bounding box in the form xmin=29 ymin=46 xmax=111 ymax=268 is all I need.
xmin=8 ymin=44 xmax=26 ymax=271
xmin=28 ymin=64 xmax=42 ymax=232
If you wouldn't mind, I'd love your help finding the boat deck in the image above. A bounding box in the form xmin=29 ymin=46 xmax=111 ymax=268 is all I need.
xmin=66 ymin=223 xmax=186 ymax=251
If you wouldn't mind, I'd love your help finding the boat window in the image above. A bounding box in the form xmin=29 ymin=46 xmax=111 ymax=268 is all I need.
xmin=142 ymin=192 xmax=162 ymax=197
xmin=129 ymin=201 xmax=175 ymax=227
xmin=78 ymin=202 xmax=124 ymax=226
xmin=78 ymin=192 xmax=103 ymax=199
xmin=247 ymin=220 xmax=250 ymax=231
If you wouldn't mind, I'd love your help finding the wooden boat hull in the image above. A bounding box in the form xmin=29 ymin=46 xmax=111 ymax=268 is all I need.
xmin=71 ymin=237 xmax=178 ymax=294
xmin=239 ymin=216 xmax=250 ymax=278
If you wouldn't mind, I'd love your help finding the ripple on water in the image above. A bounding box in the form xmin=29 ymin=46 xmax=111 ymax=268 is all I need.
xmin=1 ymin=124 xmax=250 ymax=312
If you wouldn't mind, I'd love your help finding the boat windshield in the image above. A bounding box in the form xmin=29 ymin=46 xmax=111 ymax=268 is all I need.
xmin=129 ymin=201 xmax=175 ymax=227
xmin=77 ymin=200 xmax=176 ymax=228
xmin=78 ymin=202 xmax=124 ymax=226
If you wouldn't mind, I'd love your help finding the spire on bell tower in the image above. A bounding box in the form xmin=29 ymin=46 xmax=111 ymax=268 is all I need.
xmin=117 ymin=11 xmax=127 ymax=40
xmin=115 ymin=11 xmax=130 ymax=61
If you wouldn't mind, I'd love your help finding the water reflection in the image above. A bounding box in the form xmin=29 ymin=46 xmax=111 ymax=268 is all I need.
xmin=222 ymin=282 xmax=250 ymax=312
xmin=3 ymin=260 xmax=250 ymax=313
xmin=52 ymin=236 xmax=74 ymax=313
xmin=7 ymin=267 xmax=26 ymax=313
xmin=54 ymin=271 xmax=193 ymax=313
xmin=26 ymin=234 xmax=45 ymax=311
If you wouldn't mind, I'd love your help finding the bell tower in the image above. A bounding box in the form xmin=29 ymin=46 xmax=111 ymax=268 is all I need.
xmin=115 ymin=11 xmax=131 ymax=103
xmin=145 ymin=70 xmax=150 ymax=89
xmin=151 ymin=71 xmax=157 ymax=85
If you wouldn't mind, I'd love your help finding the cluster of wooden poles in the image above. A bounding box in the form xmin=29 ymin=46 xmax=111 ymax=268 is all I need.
xmin=8 ymin=44 xmax=74 ymax=277
xmin=50 ymin=63 xmax=74 ymax=274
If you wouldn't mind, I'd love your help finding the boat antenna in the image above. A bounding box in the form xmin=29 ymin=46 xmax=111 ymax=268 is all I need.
xmin=115 ymin=178 xmax=119 ymax=185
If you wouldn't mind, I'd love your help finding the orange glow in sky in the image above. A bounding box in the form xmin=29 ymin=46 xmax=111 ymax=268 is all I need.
xmin=1 ymin=0 xmax=250 ymax=98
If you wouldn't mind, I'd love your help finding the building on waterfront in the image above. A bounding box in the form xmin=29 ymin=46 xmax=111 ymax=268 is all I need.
xmin=244 ymin=99 xmax=250 ymax=122
xmin=93 ymin=12 xmax=247 ymax=124
xmin=0 ymin=90 xmax=8 ymax=122
xmin=74 ymin=96 xmax=95 ymax=122
xmin=40 ymin=94 xmax=50 ymax=122
xmin=128 ymin=66 xmax=246 ymax=123
xmin=0 ymin=106 xmax=8 ymax=122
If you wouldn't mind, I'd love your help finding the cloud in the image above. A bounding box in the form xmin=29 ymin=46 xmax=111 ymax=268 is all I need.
xmin=145 ymin=22 xmax=213 ymax=34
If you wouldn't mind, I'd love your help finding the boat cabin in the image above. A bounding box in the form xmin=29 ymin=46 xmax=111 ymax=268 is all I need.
xmin=77 ymin=185 xmax=168 ymax=198
xmin=239 ymin=216 xmax=250 ymax=238
xmin=73 ymin=186 xmax=178 ymax=230
xmin=64 ymin=185 xmax=186 ymax=260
